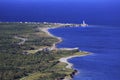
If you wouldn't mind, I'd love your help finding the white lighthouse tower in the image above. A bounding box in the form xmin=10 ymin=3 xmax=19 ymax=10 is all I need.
xmin=81 ymin=20 xmax=88 ymax=27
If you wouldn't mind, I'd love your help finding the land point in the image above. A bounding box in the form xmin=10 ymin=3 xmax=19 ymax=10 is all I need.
xmin=0 ymin=22 xmax=89 ymax=80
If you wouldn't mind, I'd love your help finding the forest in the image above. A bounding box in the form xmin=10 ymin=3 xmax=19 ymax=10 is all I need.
xmin=0 ymin=22 xmax=86 ymax=80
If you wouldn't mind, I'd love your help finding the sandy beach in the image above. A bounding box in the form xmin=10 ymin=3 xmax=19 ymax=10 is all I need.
xmin=40 ymin=25 xmax=91 ymax=80
xmin=59 ymin=54 xmax=89 ymax=69
xmin=40 ymin=27 xmax=62 ymax=50
xmin=59 ymin=55 xmax=78 ymax=69
xmin=41 ymin=26 xmax=90 ymax=69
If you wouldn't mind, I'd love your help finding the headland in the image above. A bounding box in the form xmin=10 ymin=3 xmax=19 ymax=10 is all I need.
xmin=0 ymin=22 xmax=90 ymax=80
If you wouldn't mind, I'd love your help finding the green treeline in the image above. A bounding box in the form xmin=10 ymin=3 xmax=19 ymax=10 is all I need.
xmin=0 ymin=22 xmax=82 ymax=80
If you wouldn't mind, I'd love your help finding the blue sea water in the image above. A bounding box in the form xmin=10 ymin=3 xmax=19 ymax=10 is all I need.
xmin=49 ymin=26 xmax=120 ymax=80
xmin=0 ymin=0 xmax=120 ymax=80
xmin=0 ymin=0 xmax=120 ymax=25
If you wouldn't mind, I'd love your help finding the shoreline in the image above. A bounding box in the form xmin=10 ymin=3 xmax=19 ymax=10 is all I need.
xmin=41 ymin=25 xmax=90 ymax=80
xmin=59 ymin=53 xmax=90 ymax=69
xmin=0 ymin=22 xmax=90 ymax=80
xmin=40 ymin=27 xmax=63 ymax=50
xmin=59 ymin=53 xmax=91 ymax=80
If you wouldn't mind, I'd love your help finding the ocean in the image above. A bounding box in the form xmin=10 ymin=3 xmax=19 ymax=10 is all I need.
xmin=49 ymin=26 xmax=120 ymax=80
xmin=0 ymin=0 xmax=120 ymax=80
xmin=0 ymin=0 xmax=120 ymax=25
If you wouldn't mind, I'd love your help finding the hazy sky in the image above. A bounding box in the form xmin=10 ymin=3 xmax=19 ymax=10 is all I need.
xmin=0 ymin=0 xmax=119 ymax=2
xmin=0 ymin=0 xmax=120 ymax=25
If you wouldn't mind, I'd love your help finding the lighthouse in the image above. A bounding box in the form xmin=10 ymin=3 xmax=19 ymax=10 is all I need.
xmin=81 ymin=20 xmax=88 ymax=27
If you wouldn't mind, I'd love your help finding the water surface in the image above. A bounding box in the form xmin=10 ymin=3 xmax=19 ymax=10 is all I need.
xmin=49 ymin=25 xmax=120 ymax=80
xmin=0 ymin=0 xmax=120 ymax=25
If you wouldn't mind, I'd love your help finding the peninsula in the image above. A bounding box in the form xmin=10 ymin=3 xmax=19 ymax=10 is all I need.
xmin=0 ymin=22 xmax=89 ymax=80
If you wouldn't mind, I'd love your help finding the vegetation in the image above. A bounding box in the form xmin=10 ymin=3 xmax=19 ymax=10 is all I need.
xmin=0 ymin=22 xmax=87 ymax=80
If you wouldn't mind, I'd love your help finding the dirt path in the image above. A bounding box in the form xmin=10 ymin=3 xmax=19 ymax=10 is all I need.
xmin=14 ymin=36 xmax=27 ymax=45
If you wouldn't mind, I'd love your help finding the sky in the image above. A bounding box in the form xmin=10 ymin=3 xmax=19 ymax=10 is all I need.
xmin=0 ymin=0 xmax=120 ymax=25
xmin=0 ymin=0 xmax=120 ymax=2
